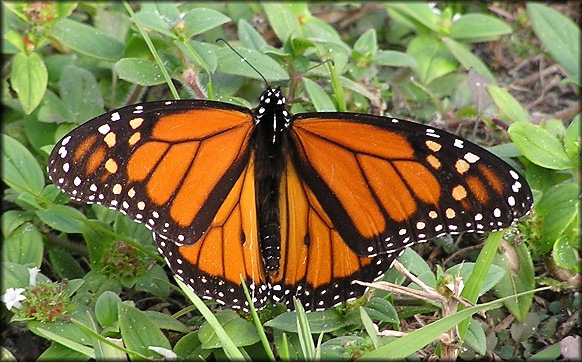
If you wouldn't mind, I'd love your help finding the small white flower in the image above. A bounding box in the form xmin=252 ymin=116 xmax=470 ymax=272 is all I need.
xmin=1 ymin=288 xmax=27 ymax=310
xmin=148 ymin=346 xmax=177 ymax=360
xmin=29 ymin=267 xmax=41 ymax=286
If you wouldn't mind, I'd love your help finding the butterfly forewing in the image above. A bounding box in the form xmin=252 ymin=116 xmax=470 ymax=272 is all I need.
xmin=48 ymin=100 xmax=255 ymax=245
xmin=289 ymin=113 xmax=532 ymax=257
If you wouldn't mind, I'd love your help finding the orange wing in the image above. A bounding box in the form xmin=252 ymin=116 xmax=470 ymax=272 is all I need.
xmin=156 ymin=159 xmax=270 ymax=310
xmin=288 ymin=114 xmax=532 ymax=257
xmin=48 ymin=100 xmax=254 ymax=245
xmin=271 ymin=158 xmax=399 ymax=310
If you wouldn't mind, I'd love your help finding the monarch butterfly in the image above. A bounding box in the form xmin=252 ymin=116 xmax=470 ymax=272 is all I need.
xmin=48 ymin=84 xmax=532 ymax=311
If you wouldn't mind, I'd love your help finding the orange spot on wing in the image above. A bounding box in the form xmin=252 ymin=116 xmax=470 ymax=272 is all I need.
xmin=466 ymin=175 xmax=489 ymax=203
xmin=86 ymin=145 xmax=106 ymax=175
xmin=74 ymin=134 xmax=97 ymax=162
xmin=479 ymin=164 xmax=504 ymax=195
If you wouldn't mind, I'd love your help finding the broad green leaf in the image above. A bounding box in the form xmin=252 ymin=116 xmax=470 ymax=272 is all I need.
xmin=114 ymin=58 xmax=166 ymax=86
xmin=10 ymin=52 xmax=47 ymax=114
xmin=263 ymin=3 xmax=302 ymax=41
xmin=493 ymin=240 xmax=535 ymax=322
xmin=2 ymin=222 xmax=43 ymax=266
xmin=443 ymin=38 xmax=496 ymax=84
xmin=374 ymin=50 xmax=417 ymax=68
xmin=95 ymin=291 xmax=121 ymax=328
xmin=464 ymin=319 xmax=487 ymax=355
xmin=450 ymin=14 xmax=512 ymax=42
xmin=59 ymin=65 xmax=105 ymax=122
xmin=198 ymin=310 xmax=260 ymax=348
xmin=180 ymin=8 xmax=231 ymax=38
xmin=1 ymin=262 xmax=50 ymax=291
xmin=265 ymin=309 xmax=344 ymax=333
xmin=552 ymin=236 xmax=579 ymax=271
xmin=51 ymin=18 xmax=124 ymax=61
xmin=385 ymin=3 xmax=440 ymax=32
xmin=1 ymin=134 xmax=45 ymax=195
xmin=407 ymin=35 xmax=458 ymax=84
xmin=487 ymin=85 xmax=529 ymax=123
xmin=214 ymin=47 xmax=288 ymax=81
xmin=118 ymin=303 xmax=171 ymax=357
xmin=238 ymin=19 xmax=269 ymax=51
xmin=508 ymin=122 xmax=571 ymax=170
xmin=527 ymin=3 xmax=580 ymax=81
xmin=36 ymin=204 xmax=87 ymax=234
xmin=131 ymin=11 xmax=177 ymax=39
xmin=174 ymin=40 xmax=218 ymax=73
xmin=47 ymin=246 xmax=84 ymax=279
xmin=353 ymin=28 xmax=377 ymax=57
xmin=563 ymin=116 xmax=580 ymax=161
xmin=302 ymin=78 xmax=336 ymax=111
xmin=536 ymin=183 xmax=579 ymax=253
xmin=2 ymin=210 xmax=33 ymax=237
xmin=144 ymin=311 xmax=190 ymax=334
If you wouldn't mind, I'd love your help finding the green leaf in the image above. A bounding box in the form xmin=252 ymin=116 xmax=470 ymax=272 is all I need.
xmin=374 ymin=50 xmax=417 ymax=68
xmin=552 ymin=236 xmax=579 ymax=271
xmin=215 ymin=47 xmax=288 ymax=81
xmin=144 ymin=311 xmax=190 ymax=334
xmin=114 ymin=58 xmax=166 ymax=86
xmin=563 ymin=116 xmax=580 ymax=161
xmin=47 ymin=246 xmax=84 ymax=279
xmin=51 ymin=18 xmax=124 ymax=61
xmin=36 ymin=204 xmax=87 ymax=234
xmin=180 ymin=8 xmax=231 ymax=38
xmin=135 ymin=264 xmax=170 ymax=299
xmin=527 ymin=3 xmax=580 ymax=81
xmin=385 ymin=3 xmax=440 ymax=32
xmin=118 ymin=303 xmax=171 ymax=357
xmin=1 ymin=134 xmax=45 ymax=195
xmin=353 ymin=28 xmax=377 ymax=57
xmin=265 ymin=309 xmax=344 ymax=333
xmin=492 ymin=240 xmax=535 ymax=322
xmin=2 ymin=222 xmax=43 ymax=266
xmin=10 ymin=52 xmax=48 ymax=114
xmin=198 ymin=310 xmax=260 ymax=348
xmin=449 ymin=14 xmax=512 ymax=43
xmin=131 ymin=11 xmax=177 ymax=39
xmin=238 ymin=19 xmax=269 ymax=51
xmin=302 ymin=78 xmax=336 ymax=111
xmin=407 ymin=35 xmax=458 ymax=84
xmin=487 ymin=85 xmax=529 ymax=123
xmin=95 ymin=291 xmax=121 ymax=328
xmin=536 ymin=183 xmax=579 ymax=253
xmin=2 ymin=210 xmax=33 ymax=237
xmin=464 ymin=319 xmax=487 ymax=355
xmin=508 ymin=122 xmax=572 ymax=170
xmin=443 ymin=38 xmax=496 ymax=84
xmin=262 ymin=3 xmax=302 ymax=41
xmin=59 ymin=65 xmax=105 ymax=122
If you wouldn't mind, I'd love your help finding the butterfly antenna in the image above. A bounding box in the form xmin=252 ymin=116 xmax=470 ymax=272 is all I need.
xmin=216 ymin=38 xmax=270 ymax=87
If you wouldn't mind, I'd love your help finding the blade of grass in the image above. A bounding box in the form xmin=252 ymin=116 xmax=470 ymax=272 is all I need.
xmin=122 ymin=1 xmax=180 ymax=100
xmin=175 ymin=278 xmax=246 ymax=360
xmin=362 ymin=287 xmax=548 ymax=359
xmin=294 ymin=298 xmax=315 ymax=360
xmin=457 ymin=231 xmax=504 ymax=338
xmin=240 ymin=277 xmax=276 ymax=361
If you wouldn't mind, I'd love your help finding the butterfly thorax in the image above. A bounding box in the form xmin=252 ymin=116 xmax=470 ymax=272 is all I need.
xmin=252 ymin=87 xmax=291 ymax=272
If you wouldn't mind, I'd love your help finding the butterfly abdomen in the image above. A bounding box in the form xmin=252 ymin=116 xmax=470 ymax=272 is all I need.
xmin=252 ymin=87 xmax=292 ymax=272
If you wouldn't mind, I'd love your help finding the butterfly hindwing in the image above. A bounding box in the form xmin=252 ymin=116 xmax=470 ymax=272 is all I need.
xmin=289 ymin=113 xmax=532 ymax=257
xmin=272 ymin=158 xmax=399 ymax=310
xmin=48 ymin=100 xmax=255 ymax=245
